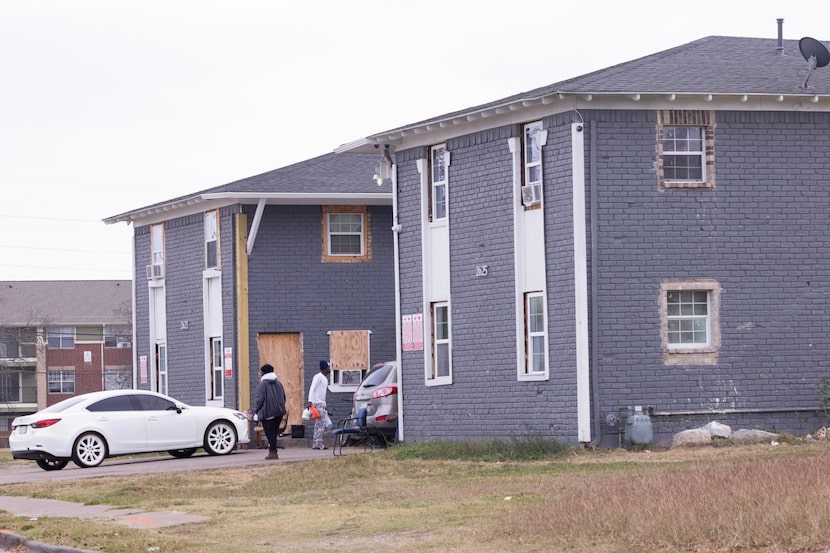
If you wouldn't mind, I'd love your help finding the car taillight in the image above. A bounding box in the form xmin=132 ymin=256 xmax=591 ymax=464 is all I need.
xmin=372 ymin=385 xmax=397 ymax=399
xmin=30 ymin=418 xmax=61 ymax=429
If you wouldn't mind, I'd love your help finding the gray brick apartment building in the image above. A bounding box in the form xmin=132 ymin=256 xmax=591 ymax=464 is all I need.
xmin=339 ymin=32 xmax=830 ymax=446
xmin=105 ymin=153 xmax=396 ymax=431
xmin=109 ymin=30 xmax=830 ymax=448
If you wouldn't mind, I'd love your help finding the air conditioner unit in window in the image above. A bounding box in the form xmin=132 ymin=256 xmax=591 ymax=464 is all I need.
xmin=521 ymin=183 xmax=542 ymax=206
xmin=145 ymin=264 xmax=164 ymax=280
xmin=116 ymin=341 xmax=131 ymax=348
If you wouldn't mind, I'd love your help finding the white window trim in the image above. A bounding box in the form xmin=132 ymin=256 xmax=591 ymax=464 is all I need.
xmin=150 ymin=223 xmax=165 ymax=267
xmin=157 ymin=343 xmax=168 ymax=396
xmin=326 ymin=212 xmax=365 ymax=257
xmin=510 ymin=131 xmax=552 ymax=383
xmin=210 ymin=337 xmax=223 ymax=401
xmin=47 ymin=368 xmax=75 ymax=394
xmin=662 ymin=126 xmax=705 ymax=184
xmin=430 ymin=144 xmax=449 ymax=225
xmin=419 ymin=155 xmax=453 ymax=387
xmin=657 ymin=110 xmax=715 ymax=190
xmin=204 ymin=210 xmax=219 ymax=270
xmin=523 ymin=291 xmax=549 ymax=377
xmin=47 ymin=327 xmax=75 ymax=349
xmin=426 ymin=301 xmax=452 ymax=385
xmin=521 ymin=121 xmax=547 ymax=209
xmin=330 ymin=369 xmax=367 ymax=392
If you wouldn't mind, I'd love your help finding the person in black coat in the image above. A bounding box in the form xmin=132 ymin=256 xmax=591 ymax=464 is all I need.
xmin=253 ymin=364 xmax=286 ymax=459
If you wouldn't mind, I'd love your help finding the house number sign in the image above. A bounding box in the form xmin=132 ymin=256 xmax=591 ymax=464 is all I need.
xmin=475 ymin=265 xmax=489 ymax=277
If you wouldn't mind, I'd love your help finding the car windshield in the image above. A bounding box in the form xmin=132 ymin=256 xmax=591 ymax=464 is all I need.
xmin=362 ymin=364 xmax=394 ymax=387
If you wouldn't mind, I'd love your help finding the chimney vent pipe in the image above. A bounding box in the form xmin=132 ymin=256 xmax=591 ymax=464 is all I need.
xmin=776 ymin=18 xmax=784 ymax=56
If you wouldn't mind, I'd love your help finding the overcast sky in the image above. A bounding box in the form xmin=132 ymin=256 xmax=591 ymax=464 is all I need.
xmin=1 ymin=1 xmax=827 ymax=281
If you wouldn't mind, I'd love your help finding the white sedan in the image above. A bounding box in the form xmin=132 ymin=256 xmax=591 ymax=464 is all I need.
xmin=10 ymin=389 xmax=250 ymax=471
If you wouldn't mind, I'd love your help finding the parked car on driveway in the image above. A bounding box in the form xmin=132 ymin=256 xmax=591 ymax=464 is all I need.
xmin=9 ymin=389 xmax=250 ymax=471
xmin=352 ymin=361 xmax=398 ymax=440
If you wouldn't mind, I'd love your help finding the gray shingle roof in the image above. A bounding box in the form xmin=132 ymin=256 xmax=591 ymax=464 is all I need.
xmin=105 ymin=152 xmax=387 ymax=224
xmin=200 ymin=152 xmax=382 ymax=195
xmin=368 ymin=36 xmax=830 ymax=138
xmin=0 ymin=281 xmax=132 ymax=326
xmin=546 ymin=36 xmax=830 ymax=95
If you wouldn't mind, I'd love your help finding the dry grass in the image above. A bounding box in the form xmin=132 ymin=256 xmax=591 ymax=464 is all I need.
xmin=3 ymin=442 xmax=830 ymax=552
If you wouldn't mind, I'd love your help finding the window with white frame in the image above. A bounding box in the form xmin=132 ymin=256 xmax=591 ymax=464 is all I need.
xmin=660 ymin=280 xmax=720 ymax=365
xmin=525 ymin=292 xmax=546 ymax=374
xmin=210 ymin=337 xmax=223 ymax=400
xmin=48 ymin=369 xmax=75 ymax=394
xmin=322 ymin=206 xmax=370 ymax=262
xmin=156 ymin=343 xmax=168 ymax=395
xmin=657 ymin=110 xmax=715 ymax=189
xmin=667 ymin=290 xmax=709 ymax=345
xmin=47 ymin=327 xmax=74 ymax=349
xmin=522 ymin=122 xmax=544 ymax=209
xmin=328 ymin=213 xmax=363 ymax=255
xmin=430 ymin=144 xmax=448 ymax=222
xmin=662 ymin=127 xmax=703 ymax=181
xmin=204 ymin=210 xmax=219 ymax=269
xmin=150 ymin=223 xmax=165 ymax=273
xmin=431 ymin=302 xmax=451 ymax=379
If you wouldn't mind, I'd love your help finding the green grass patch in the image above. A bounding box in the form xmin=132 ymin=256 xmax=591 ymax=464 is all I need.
xmin=387 ymin=435 xmax=571 ymax=461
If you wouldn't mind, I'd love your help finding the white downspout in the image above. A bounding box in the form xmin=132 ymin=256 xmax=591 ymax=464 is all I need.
xmin=572 ymin=122 xmax=591 ymax=443
xmin=391 ymin=163 xmax=404 ymax=442
xmin=130 ymin=229 xmax=138 ymax=390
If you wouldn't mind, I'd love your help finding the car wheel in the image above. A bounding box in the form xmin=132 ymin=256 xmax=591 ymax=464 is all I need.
xmin=168 ymin=448 xmax=197 ymax=458
xmin=36 ymin=458 xmax=69 ymax=471
xmin=204 ymin=420 xmax=237 ymax=455
xmin=71 ymin=432 xmax=108 ymax=468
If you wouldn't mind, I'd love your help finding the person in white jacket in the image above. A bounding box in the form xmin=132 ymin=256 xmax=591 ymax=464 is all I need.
xmin=308 ymin=361 xmax=331 ymax=449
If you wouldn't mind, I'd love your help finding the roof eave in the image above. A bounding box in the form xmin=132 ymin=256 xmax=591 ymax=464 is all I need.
xmin=103 ymin=192 xmax=393 ymax=225
xmin=339 ymin=90 xmax=830 ymax=154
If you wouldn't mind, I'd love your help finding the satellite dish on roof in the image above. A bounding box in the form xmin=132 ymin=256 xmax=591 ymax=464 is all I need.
xmin=799 ymin=36 xmax=830 ymax=89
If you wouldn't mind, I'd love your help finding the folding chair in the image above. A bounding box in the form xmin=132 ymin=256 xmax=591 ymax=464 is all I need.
xmin=331 ymin=407 xmax=373 ymax=456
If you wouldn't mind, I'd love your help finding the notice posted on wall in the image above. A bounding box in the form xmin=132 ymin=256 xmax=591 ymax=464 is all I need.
xmin=402 ymin=313 xmax=424 ymax=351
xmin=224 ymin=347 xmax=233 ymax=378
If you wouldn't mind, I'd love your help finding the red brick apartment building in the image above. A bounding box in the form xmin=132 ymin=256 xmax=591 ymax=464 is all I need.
xmin=0 ymin=280 xmax=132 ymax=446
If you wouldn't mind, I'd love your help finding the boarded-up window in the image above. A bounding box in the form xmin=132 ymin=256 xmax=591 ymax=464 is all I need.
xmin=328 ymin=330 xmax=370 ymax=388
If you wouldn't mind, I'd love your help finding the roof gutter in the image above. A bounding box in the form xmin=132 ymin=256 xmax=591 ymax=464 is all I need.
xmin=340 ymin=90 xmax=830 ymax=154
xmin=104 ymin=192 xmax=393 ymax=225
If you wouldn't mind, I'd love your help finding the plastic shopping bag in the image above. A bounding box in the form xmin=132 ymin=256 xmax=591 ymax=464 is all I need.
xmin=310 ymin=404 xmax=320 ymax=419
xmin=302 ymin=408 xmax=312 ymax=422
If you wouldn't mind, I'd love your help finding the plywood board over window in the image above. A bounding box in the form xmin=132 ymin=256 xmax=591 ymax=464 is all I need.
xmin=329 ymin=330 xmax=371 ymax=389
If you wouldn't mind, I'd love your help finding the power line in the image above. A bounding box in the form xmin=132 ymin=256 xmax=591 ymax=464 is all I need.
xmin=0 ymin=244 xmax=130 ymax=255
xmin=0 ymin=213 xmax=105 ymax=224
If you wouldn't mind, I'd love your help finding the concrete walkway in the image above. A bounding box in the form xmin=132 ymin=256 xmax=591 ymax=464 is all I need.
xmin=0 ymin=495 xmax=210 ymax=553
xmin=0 ymin=432 xmax=380 ymax=552
xmin=0 ymin=496 xmax=209 ymax=528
